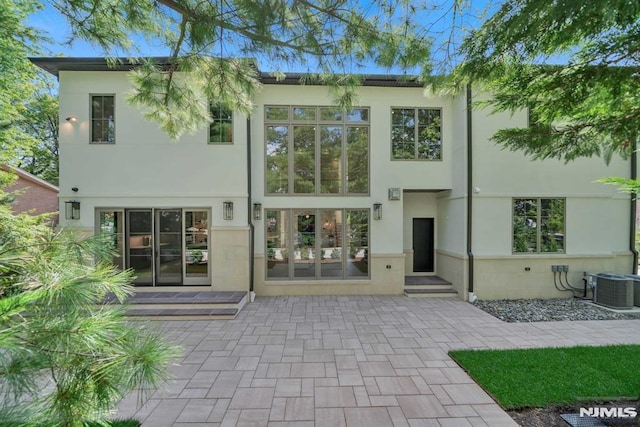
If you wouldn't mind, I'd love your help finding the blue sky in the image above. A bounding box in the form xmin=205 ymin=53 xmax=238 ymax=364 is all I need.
xmin=27 ymin=1 xmax=496 ymax=74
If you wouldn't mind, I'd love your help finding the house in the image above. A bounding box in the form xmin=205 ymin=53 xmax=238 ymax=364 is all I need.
xmin=31 ymin=57 xmax=635 ymax=301
xmin=1 ymin=164 xmax=59 ymax=226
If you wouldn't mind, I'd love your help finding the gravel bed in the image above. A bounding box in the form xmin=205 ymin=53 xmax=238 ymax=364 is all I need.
xmin=472 ymin=298 xmax=640 ymax=322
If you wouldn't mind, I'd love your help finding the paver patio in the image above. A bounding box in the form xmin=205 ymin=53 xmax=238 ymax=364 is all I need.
xmin=117 ymin=296 xmax=640 ymax=426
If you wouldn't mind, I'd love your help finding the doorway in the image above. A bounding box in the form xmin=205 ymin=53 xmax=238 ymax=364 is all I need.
xmin=98 ymin=208 xmax=209 ymax=286
xmin=412 ymin=218 xmax=434 ymax=273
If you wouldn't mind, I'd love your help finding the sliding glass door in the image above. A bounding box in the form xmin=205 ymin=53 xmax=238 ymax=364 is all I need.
xmin=97 ymin=208 xmax=209 ymax=286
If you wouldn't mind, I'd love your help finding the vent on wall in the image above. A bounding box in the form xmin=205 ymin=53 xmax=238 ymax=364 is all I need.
xmin=593 ymin=273 xmax=634 ymax=310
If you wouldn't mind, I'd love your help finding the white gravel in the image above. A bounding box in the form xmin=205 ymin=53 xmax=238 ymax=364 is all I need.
xmin=472 ymin=298 xmax=640 ymax=322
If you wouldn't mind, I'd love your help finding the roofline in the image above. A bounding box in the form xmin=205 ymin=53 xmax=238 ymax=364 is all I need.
xmin=29 ymin=57 xmax=425 ymax=87
xmin=0 ymin=164 xmax=59 ymax=192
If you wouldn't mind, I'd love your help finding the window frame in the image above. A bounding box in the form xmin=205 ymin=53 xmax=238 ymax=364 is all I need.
xmin=264 ymin=105 xmax=370 ymax=196
xmin=512 ymin=197 xmax=566 ymax=254
xmin=90 ymin=94 xmax=116 ymax=144
xmin=208 ymin=103 xmax=234 ymax=145
xmin=265 ymin=208 xmax=370 ymax=280
xmin=390 ymin=107 xmax=442 ymax=161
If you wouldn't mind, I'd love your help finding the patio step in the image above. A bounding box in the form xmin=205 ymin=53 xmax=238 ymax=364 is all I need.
xmin=104 ymin=291 xmax=247 ymax=320
xmin=404 ymin=276 xmax=458 ymax=298
xmin=404 ymin=287 xmax=459 ymax=298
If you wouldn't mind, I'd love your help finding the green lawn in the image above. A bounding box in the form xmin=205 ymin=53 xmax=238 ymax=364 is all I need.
xmin=449 ymin=345 xmax=640 ymax=409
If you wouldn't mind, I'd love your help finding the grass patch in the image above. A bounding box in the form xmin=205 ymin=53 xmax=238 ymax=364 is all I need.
xmin=87 ymin=420 xmax=139 ymax=427
xmin=449 ymin=345 xmax=640 ymax=409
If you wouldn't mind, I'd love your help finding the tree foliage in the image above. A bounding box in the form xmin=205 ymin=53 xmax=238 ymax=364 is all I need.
xmin=49 ymin=0 xmax=433 ymax=139
xmin=0 ymin=171 xmax=179 ymax=426
xmin=454 ymin=0 xmax=640 ymax=170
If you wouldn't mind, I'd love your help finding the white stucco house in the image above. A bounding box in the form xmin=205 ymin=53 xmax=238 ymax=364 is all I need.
xmin=32 ymin=57 xmax=636 ymax=302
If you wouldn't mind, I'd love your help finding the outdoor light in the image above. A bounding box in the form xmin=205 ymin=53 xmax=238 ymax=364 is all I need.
xmin=223 ymin=201 xmax=233 ymax=220
xmin=65 ymin=200 xmax=81 ymax=220
xmin=253 ymin=203 xmax=262 ymax=220
xmin=373 ymin=203 xmax=382 ymax=220
xmin=65 ymin=116 xmax=77 ymax=123
xmin=388 ymin=188 xmax=401 ymax=201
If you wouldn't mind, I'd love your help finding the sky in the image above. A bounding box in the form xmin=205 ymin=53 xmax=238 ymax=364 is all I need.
xmin=27 ymin=1 xmax=496 ymax=75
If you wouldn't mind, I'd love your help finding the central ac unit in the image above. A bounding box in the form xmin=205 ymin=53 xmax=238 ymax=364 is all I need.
xmin=593 ymin=273 xmax=634 ymax=310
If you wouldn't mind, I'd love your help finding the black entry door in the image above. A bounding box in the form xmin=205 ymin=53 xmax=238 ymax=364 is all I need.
xmin=413 ymin=218 xmax=434 ymax=272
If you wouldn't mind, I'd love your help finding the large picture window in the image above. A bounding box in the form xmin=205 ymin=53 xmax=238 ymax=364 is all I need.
xmin=266 ymin=209 xmax=369 ymax=280
xmin=513 ymin=198 xmax=565 ymax=253
xmin=91 ymin=95 xmax=115 ymax=143
xmin=391 ymin=108 xmax=441 ymax=160
xmin=265 ymin=106 xmax=369 ymax=195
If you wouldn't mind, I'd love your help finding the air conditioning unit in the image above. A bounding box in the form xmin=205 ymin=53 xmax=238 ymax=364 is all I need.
xmin=593 ymin=273 xmax=634 ymax=310
xmin=623 ymin=275 xmax=640 ymax=307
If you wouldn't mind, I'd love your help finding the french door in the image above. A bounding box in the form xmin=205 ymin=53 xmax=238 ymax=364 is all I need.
xmin=97 ymin=208 xmax=209 ymax=286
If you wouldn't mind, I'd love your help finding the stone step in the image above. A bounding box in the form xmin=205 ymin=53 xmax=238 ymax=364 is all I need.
xmin=104 ymin=291 xmax=247 ymax=319
xmin=404 ymin=288 xmax=459 ymax=298
xmin=404 ymin=283 xmax=454 ymax=291
xmin=126 ymin=307 xmax=238 ymax=320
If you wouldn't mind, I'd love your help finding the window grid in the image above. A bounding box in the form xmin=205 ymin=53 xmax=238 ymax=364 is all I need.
xmin=91 ymin=95 xmax=115 ymax=144
xmin=265 ymin=208 xmax=370 ymax=280
xmin=209 ymin=103 xmax=233 ymax=144
xmin=265 ymin=105 xmax=369 ymax=196
xmin=512 ymin=198 xmax=565 ymax=254
xmin=391 ymin=107 xmax=442 ymax=160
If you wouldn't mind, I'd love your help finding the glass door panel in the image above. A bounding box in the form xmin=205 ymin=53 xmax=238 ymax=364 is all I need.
xmin=156 ymin=209 xmax=182 ymax=285
xmin=347 ymin=210 xmax=369 ymax=278
xmin=294 ymin=210 xmax=316 ymax=278
xmin=184 ymin=210 xmax=209 ymax=284
xmin=98 ymin=210 xmax=124 ymax=269
xmin=266 ymin=210 xmax=290 ymax=278
xmin=127 ymin=210 xmax=153 ymax=285
xmin=320 ymin=210 xmax=343 ymax=278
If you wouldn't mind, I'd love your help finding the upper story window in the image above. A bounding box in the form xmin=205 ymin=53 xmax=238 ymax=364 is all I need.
xmin=209 ymin=103 xmax=233 ymax=144
xmin=513 ymin=198 xmax=565 ymax=253
xmin=391 ymin=108 xmax=441 ymax=160
xmin=265 ymin=105 xmax=369 ymax=196
xmin=91 ymin=95 xmax=115 ymax=144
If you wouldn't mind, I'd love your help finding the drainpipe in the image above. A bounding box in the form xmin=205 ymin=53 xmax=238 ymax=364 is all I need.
xmin=466 ymin=84 xmax=477 ymax=302
xmin=247 ymin=117 xmax=256 ymax=301
xmin=630 ymin=138 xmax=638 ymax=273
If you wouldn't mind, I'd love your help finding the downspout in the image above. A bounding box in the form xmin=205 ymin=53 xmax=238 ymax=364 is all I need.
xmin=630 ymin=139 xmax=638 ymax=273
xmin=466 ymin=84 xmax=476 ymax=302
xmin=247 ymin=117 xmax=255 ymax=301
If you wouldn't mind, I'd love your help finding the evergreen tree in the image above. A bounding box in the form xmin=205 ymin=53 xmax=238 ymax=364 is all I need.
xmin=0 ymin=170 xmax=179 ymax=426
xmin=453 ymin=0 xmax=640 ymax=190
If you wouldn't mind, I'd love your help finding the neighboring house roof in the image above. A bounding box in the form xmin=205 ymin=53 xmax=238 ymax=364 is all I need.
xmin=1 ymin=165 xmax=59 ymax=224
xmin=1 ymin=164 xmax=59 ymax=193
xmin=29 ymin=57 xmax=425 ymax=88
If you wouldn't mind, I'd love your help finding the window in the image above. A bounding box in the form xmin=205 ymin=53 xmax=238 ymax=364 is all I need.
xmin=391 ymin=108 xmax=441 ymax=160
xmin=209 ymin=103 xmax=233 ymax=144
xmin=513 ymin=198 xmax=565 ymax=253
xmin=91 ymin=95 xmax=115 ymax=143
xmin=265 ymin=106 xmax=369 ymax=195
xmin=266 ymin=208 xmax=369 ymax=280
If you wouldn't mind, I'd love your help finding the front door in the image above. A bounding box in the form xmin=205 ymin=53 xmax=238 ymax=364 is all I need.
xmin=413 ymin=218 xmax=434 ymax=273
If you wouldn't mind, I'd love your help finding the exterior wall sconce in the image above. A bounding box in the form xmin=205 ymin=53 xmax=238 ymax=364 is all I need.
xmin=65 ymin=200 xmax=81 ymax=220
xmin=223 ymin=201 xmax=233 ymax=220
xmin=373 ymin=203 xmax=382 ymax=220
xmin=388 ymin=188 xmax=401 ymax=201
xmin=253 ymin=203 xmax=262 ymax=220
xmin=65 ymin=116 xmax=78 ymax=123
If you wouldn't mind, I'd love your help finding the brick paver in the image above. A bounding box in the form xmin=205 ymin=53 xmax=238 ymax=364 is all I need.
xmin=117 ymin=296 xmax=640 ymax=426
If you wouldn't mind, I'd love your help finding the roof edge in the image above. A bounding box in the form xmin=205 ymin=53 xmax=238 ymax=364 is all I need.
xmin=29 ymin=57 xmax=427 ymax=87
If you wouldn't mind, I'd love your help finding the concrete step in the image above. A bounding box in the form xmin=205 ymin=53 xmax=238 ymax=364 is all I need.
xmin=105 ymin=291 xmax=247 ymax=319
xmin=126 ymin=307 xmax=238 ymax=320
xmin=404 ymin=288 xmax=459 ymax=298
